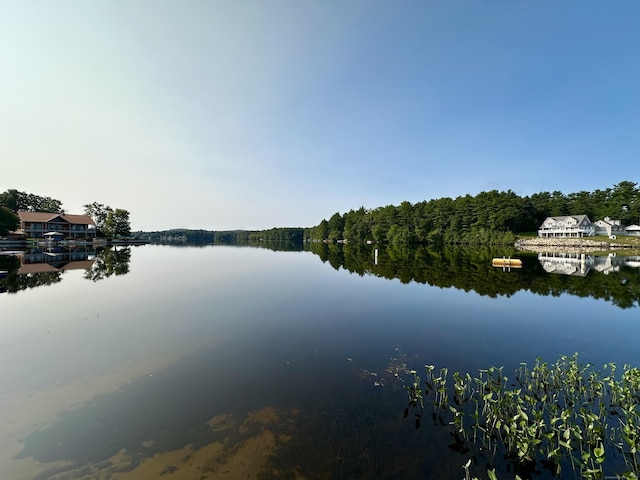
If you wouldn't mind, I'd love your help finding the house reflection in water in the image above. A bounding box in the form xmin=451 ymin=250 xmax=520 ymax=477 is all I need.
xmin=538 ymin=252 xmax=640 ymax=276
xmin=18 ymin=247 xmax=96 ymax=274
xmin=0 ymin=247 xmax=99 ymax=295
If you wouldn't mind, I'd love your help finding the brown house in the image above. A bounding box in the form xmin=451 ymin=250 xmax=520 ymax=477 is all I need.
xmin=16 ymin=211 xmax=96 ymax=239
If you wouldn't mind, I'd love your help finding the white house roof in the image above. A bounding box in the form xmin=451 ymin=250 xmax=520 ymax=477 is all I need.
xmin=595 ymin=219 xmax=617 ymax=225
xmin=540 ymin=215 xmax=591 ymax=227
xmin=546 ymin=214 xmax=589 ymax=222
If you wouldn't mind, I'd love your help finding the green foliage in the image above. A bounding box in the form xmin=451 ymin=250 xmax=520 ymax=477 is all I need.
xmin=247 ymin=228 xmax=304 ymax=243
xmin=307 ymin=181 xmax=640 ymax=246
xmin=0 ymin=189 xmax=63 ymax=213
xmin=405 ymin=354 xmax=640 ymax=479
xmin=144 ymin=229 xmax=250 ymax=245
xmin=104 ymin=208 xmax=131 ymax=238
xmin=84 ymin=203 xmax=131 ymax=238
xmin=142 ymin=227 xmax=304 ymax=247
xmin=0 ymin=206 xmax=20 ymax=236
xmin=83 ymin=202 xmax=110 ymax=234
xmin=327 ymin=212 xmax=345 ymax=242
xmin=306 ymin=219 xmax=330 ymax=242
xmin=213 ymin=230 xmax=248 ymax=244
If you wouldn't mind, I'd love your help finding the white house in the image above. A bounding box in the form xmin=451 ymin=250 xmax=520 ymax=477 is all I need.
xmin=537 ymin=215 xmax=595 ymax=238
xmin=625 ymin=225 xmax=640 ymax=237
xmin=594 ymin=217 xmax=626 ymax=237
xmin=537 ymin=252 xmax=636 ymax=276
xmin=538 ymin=252 xmax=593 ymax=276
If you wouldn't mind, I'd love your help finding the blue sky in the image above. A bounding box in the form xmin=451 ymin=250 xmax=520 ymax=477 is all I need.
xmin=2 ymin=1 xmax=639 ymax=230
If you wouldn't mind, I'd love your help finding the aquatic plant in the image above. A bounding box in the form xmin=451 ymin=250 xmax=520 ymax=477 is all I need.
xmin=405 ymin=353 xmax=640 ymax=479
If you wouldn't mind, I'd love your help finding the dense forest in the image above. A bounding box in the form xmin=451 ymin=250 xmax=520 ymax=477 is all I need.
xmin=139 ymin=181 xmax=639 ymax=247
xmin=305 ymin=181 xmax=640 ymax=245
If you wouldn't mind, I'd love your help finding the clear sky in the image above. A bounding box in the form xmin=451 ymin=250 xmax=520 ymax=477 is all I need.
xmin=2 ymin=1 xmax=639 ymax=231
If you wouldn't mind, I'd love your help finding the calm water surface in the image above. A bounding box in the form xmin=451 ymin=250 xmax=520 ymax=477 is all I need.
xmin=1 ymin=245 xmax=639 ymax=479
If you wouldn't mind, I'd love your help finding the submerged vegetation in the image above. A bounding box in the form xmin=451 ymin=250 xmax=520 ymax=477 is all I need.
xmin=405 ymin=354 xmax=640 ymax=479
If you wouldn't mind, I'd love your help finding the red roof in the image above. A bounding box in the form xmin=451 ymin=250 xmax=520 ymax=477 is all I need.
xmin=17 ymin=211 xmax=95 ymax=226
xmin=17 ymin=263 xmax=60 ymax=274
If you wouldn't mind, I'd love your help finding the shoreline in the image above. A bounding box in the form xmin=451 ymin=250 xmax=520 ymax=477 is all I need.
xmin=0 ymin=239 xmax=150 ymax=248
xmin=515 ymin=237 xmax=640 ymax=254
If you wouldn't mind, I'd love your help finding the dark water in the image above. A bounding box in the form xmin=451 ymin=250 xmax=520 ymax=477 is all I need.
xmin=1 ymin=244 xmax=639 ymax=479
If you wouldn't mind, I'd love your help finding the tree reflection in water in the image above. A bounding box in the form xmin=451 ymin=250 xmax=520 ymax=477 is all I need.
xmin=305 ymin=243 xmax=640 ymax=309
xmin=84 ymin=247 xmax=131 ymax=282
xmin=0 ymin=246 xmax=132 ymax=294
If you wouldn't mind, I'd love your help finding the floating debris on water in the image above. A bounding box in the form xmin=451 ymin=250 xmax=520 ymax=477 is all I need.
xmin=356 ymin=346 xmax=417 ymax=388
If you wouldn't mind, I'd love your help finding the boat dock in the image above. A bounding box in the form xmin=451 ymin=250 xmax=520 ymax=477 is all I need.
xmin=492 ymin=257 xmax=522 ymax=269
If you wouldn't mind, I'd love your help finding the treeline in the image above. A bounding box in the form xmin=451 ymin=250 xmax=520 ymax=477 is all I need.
xmin=247 ymin=227 xmax=304 ymax=243
xmin=0 ymin=189 xmax=63 ymax=213
xmin=305 ymin=181 xmax=640 ymax=245
xmin=142 ymin=227 xmax=304 ymax=245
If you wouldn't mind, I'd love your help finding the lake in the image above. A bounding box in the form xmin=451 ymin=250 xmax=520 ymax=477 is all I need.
xmin=1 ymin=244 xmax=640 ymax=479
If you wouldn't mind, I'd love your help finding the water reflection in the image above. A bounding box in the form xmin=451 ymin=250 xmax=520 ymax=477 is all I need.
xmin=3 ymin=244 xmax=640 ymax=479
xmin=305 ymin=243 xmax=640 ymax=308
xmin=4 ymin=242 xmax=640 ymax=309
xmin=538 ymin=251 xmax=640 ymax=276
xmin=84 ymin=246 xmax=131 ymax=281
xmin=0 ymin=246 xmax=131 ymax=294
